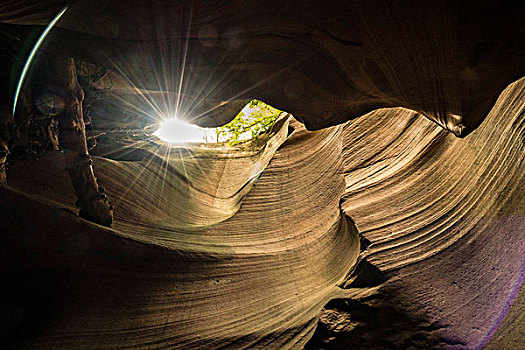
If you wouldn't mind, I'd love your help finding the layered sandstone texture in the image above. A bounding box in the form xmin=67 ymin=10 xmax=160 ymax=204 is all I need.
xmin=0 ymin=1 xmax=524 ymax=349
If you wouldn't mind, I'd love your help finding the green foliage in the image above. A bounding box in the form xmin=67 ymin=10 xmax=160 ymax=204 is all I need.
xmin=214 ymin=100 xmax=281 ymax=145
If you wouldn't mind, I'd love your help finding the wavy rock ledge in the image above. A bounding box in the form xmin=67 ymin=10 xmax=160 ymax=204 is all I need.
xmin=313 ymin=78 xmax=525 ymax=349
xmin=2 ymin=120 xmax=365 ymax=349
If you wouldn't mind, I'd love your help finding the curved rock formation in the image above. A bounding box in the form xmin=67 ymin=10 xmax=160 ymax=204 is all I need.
xmin=0 ymin=1 xmax=524 ymax=349
xmin=335 ymin=79 xmax=525 ymax=349
xmin=3 ymin=120 xmax=366 ymax=349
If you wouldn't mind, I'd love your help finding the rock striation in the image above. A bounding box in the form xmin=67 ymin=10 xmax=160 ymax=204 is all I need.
xmin=0 ymin=1 xmax=523 ymax=349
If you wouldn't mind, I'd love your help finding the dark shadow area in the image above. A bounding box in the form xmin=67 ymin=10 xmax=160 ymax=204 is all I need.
xmin=304 ymin=214 xmax=444 ymax=349
xmin=305 ymin=291 xmax=446 ymax=350
xmin=342 ymin=259 xmax=387 ymax=289
xmin=0 ymin=270 xmax=65 ymax=349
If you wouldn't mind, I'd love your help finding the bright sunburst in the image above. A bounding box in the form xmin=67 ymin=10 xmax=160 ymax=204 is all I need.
xmin=154 ymin=117 xmax=211 ymax=143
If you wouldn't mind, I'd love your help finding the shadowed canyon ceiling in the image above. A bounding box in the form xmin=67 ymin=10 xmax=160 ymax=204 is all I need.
xmin=0 ymin=1 xmax=523 ymax=349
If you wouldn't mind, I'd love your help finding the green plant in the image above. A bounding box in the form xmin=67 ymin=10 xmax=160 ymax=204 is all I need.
xmin=215 ymin=100 xmax=281 ymax=145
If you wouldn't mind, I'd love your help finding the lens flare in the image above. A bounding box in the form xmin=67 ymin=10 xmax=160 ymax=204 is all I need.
xmin=12 ymin=7 xmax=68 ymax=116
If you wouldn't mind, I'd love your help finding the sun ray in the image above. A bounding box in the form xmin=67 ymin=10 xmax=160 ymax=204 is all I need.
xmin=175 ymin=3 xmax=193 ymax=119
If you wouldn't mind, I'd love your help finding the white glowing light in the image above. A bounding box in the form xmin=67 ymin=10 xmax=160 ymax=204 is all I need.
xmin=154 ymin=118 xmax=210 ymax=143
